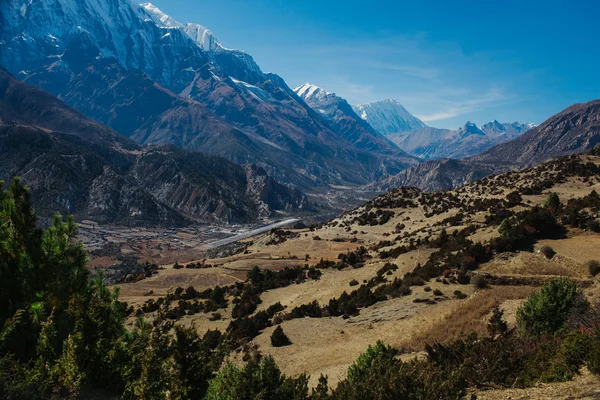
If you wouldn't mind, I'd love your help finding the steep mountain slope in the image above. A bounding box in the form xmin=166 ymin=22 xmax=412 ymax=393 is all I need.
xmin=0 ymin=67 xmax=310 ymax=224
xmin=373 ymin=100 xmax=600 ymax=191
xmin=0 ymin=0 xmax=417 ymax=188
xmin=388 ymin=121 xmax=533 ymax=160
xmin=293 ymin=83 xmax=414 ymax=156
xmin=471 ymin=101 xmax=600 ymax=167
xmin=353 ymin=99 xmax=427 ymax=135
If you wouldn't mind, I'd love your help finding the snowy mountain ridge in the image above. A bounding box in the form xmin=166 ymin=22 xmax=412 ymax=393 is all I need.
xmin=293 ymin=82 xmax=414 ymax=156
xmin=352 ymin=99 xmax=427 ymax=135
xmin=294 ymin=83 xmax=334 ymax=102
xmin=140 ymin=2 xmax=221 ymax=51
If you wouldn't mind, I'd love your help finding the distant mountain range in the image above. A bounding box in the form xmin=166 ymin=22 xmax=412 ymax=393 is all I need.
xmin=388 ymin=121 xmax=536 ymax=160
xmin=0 ymin=67 xmax=310 ymax=225
xmin=0 ymin=0 xmax=418 ymax=190
xmin=299 ymin=88 xmax=534 ymax=161
xmin=372 ymin=100 xmax=600 ymax=192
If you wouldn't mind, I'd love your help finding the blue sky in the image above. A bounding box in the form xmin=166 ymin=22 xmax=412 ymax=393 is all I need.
xmin=150 ymin=0 xmax=600 ymax=129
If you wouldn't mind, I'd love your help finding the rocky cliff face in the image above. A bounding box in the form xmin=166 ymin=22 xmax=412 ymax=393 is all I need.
xmin=0 ymin=67 xmax=310 ymax=225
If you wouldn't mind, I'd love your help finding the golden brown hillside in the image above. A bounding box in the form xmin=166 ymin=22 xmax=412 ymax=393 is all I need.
xmin=111 ymin=149 xmax=600 ymax=396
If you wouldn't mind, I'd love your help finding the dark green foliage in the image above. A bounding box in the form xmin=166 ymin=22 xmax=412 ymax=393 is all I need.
xmin=232 ymin=286 xmax=262 ymax=319
xmin=506 ymin=191 xmax=523 ymax=207
xmin=540 ymin=246 xmax=556 ymax=259
xmin=589 ymin=260 xmax=600 ymax=277
xmin=307 ymin=267 xmax=322 ymax=280
xmin=290 ymin=301 xmax=322 ymax=318
xmin=517 ymin=278 xmax=590 ymax=337
xmin=247 ymin=265 xmax=308 ymax=292
xmin=0 ymin=178 xmax=228 ymax=399
xmin=271 ymin=326 xmax=292 ymax=347
xmin=378 ymin=243 xmax=416 ymax=259
xmin=488 ymin=306 xmax=508 ymax=336
xmin=587 ymin=327 xmax=600 ymax=375
xmin=561 ymin=190 xmax=600 ymax=230
xmin=492 ymin=206 xmax=564 ymax=252
xmin=332 ymin=341 xmax=466 ymax=400
xmin=337 ymin=247 xmax=368 ymax=267
xmin=205 ymin=356 xmax=309 ymax=400
xmin=471 ymin=275 xmax=487 ymax=289
xmin=544 ymin=192 xmax=562 ymax=213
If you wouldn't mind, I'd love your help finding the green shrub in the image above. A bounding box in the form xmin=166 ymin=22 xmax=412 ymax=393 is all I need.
xmin=517 ymin=278 xmax=589 ymax=337
xmin=544 ymin=192 xmax=562 ymax=212
xmin=487 ymin=306 xmax=508 ymax=336
xmin=454 ymin=290 xmax=467 ymax=299
xmin=587 ymin=328 xmax=600 ymax=375
xmin=270 ymin=326 xmax=292 ymax=347
xmin=205 ymin=357 xmax=307 ymax=400
xmin=588 ymin=260 xmax=600 ymax=277
xmin=471 ymin=275 xmax=487 ymax=289
xmin=561 ymin=331 xmax=591 ymax=374
xmin=349 ymin=279 xmax=359 ymax=287
xmin=540 ymin=246 xmax=556 ymax=259
xmin=346 ymin=341 xmax=398 ymax=385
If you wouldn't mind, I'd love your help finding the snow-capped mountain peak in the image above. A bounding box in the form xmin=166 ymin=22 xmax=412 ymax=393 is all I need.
xmin=458 ymin=121 xmax=485 ymax=137
xmin=294 ymin=83 xmax=333 ymax=102
xmin=140 ymin=2 xmax=177 ymax=27
xmin=352 ymin=100 xmax=427 ymax=135
xmin=140 ymin=2 xmax=220 ymax=51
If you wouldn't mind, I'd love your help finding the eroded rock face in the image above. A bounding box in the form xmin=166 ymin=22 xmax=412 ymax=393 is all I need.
xmin=0 ymin=67 xmax=310 ymax=225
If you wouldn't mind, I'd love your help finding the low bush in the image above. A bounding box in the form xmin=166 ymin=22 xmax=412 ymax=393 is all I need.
xmin=471 ymin=275 xmax=487 ymax=289
xmin=270 ymin=326 xmax=292 ymax=347
xmin=540 ymin=246 xmax=556 ymax=259
xmin=588 ymin=260 xmax=600 ymax=277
